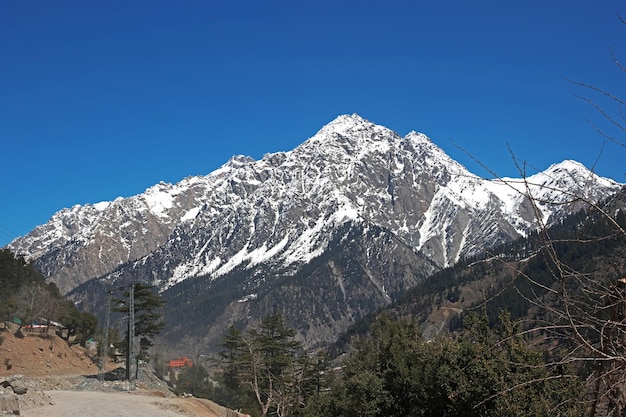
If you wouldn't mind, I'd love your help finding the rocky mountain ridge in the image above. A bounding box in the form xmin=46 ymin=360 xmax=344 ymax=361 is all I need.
xmin=6 ymin=114 xmax=622 ymax=349
xmin=9 ymin=115 xmax=619 ymax=294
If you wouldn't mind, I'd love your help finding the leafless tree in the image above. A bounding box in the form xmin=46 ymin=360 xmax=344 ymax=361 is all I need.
xmin=491 ymin=14 xmax=626 ymax=416
xmin=178 ymin=335 xmax=205 ymax=363
xmin=15 ymin=283 xmax=49 ymax=333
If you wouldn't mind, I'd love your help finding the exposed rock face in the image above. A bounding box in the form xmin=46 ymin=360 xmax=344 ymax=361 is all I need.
xmin=8 ymin=180 xmax=213 ymax=294
xmin=0 ymin=376 xmax=28 ymax=416
xmin=7 ymin=114 xmax=623 ymax=349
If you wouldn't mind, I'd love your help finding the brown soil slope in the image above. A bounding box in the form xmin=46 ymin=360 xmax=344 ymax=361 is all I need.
xmin=0 ymin=327 xmax=98 ymax=378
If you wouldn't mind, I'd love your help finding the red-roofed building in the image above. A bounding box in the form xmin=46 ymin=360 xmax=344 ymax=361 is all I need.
xmin=168 ymin=357 xmax=192 ymax=368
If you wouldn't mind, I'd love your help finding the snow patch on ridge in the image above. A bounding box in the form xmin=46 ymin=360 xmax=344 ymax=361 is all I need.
xmin=143 ymin=183 xmax=175 ymax=217
xmin=181 ymin=207 xmax=201 ymax=222
xmin=93 ymin=201 xmax=110 ymax=211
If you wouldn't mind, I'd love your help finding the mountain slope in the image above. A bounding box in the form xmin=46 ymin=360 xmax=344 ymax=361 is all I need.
xmin=6 ymin=114 xmax=622 ymax=349
xmin=8 ymin=178 xmax=217 ymax=293
xmin=10 ymin=115 xmax=619 ymax=294
xmin=374 ymin=186 xmax=626 ymax=344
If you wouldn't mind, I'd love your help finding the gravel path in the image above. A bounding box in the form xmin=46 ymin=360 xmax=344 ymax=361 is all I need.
xmin=22 ymin=390 xmax=223 ymax=417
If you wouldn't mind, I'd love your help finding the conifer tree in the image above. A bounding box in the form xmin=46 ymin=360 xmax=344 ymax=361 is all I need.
xmin=113 ymin=283 xmax=165 ymax=378
xmin=219 ymin=312 xmax=328 ymax=417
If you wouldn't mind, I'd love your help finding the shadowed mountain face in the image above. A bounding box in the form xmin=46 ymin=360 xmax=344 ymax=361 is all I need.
xmin=7 ymin=114 xmax=622 ymax=349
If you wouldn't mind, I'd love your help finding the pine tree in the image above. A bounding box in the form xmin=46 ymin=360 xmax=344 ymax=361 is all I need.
xmin=113 ymin=283 xmax=165 ymax=378
xmin=219 ymin=312 xmax=327 ymax=417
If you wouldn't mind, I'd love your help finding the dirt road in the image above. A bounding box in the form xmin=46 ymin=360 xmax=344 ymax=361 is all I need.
xmin=22 ymin=390 xmax=228 ymax=417
xmin=1 ymin=330 xmax=240 ymax=417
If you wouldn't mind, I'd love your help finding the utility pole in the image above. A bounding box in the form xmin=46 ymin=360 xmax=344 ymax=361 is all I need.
xmin=126 ymin=284 xmax=136 ymax=389
xmin=98 ymin=290 xmax=113 ymax=381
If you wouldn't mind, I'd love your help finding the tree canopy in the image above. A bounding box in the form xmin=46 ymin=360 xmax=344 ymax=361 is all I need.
xmin=307 ymin=312 xmax=584 ymax=417
xmin=0 ymin=248 xmax=96 ymax=344
xmin=218 ymin=312 xmax=331 ymax=417
xmin=113 ymin=283 xmax=165 ymax=361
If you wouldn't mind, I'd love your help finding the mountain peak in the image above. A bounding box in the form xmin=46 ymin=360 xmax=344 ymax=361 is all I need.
xmin=404 ymin=130 xmax=430 ymax=143
xmin=329 ymin=113 xmax=368 ymax=125
xmin=537 ymin=159 xmax=584 ymax=174
xmin=317 ymin=113 xmax=376 ymax=136
xmin=526 ymin=159 xmax=619 ymax=188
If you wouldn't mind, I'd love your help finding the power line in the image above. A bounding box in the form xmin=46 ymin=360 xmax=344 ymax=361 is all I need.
xmin=0 ymin=224 xmax=17 ymax=246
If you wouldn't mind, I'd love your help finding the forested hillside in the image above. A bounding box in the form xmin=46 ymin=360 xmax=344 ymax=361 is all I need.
xmin=309 ymin=187 xmax=626 ymax=417
xmin=0 ymin=249 xmax=97 ymax=346
xmin=334 ymin=187 xmax=626 ymax=345
xmin=197 ymin=188 xmax=626 ymax=417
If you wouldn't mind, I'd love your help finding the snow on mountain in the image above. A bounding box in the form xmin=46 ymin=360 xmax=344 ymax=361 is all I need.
xmin=7 ymin=176 xmax=220 ymax=292
xmin=6 ymin=114 xmax=623 ymax=296
xmin=484 ymin=159 xmax=619 ymax=231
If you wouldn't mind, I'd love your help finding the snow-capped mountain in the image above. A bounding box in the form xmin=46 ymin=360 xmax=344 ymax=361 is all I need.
xmin=8 ymin=176 xmax=219 ymax=293
xmin=6 ymin=114 xmax=622 ymax=349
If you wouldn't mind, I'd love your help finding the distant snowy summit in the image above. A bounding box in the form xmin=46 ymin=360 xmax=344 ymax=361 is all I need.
xmin=7 ymin=114 xmax=623 ymax=296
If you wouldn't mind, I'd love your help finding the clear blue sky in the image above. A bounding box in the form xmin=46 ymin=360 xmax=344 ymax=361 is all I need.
xmin=1 ymin=1 xmax=625 ymax=246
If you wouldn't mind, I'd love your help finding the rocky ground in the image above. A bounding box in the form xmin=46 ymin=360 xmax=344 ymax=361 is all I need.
xmin=0 ymin=326 xmax=242 ymax=416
